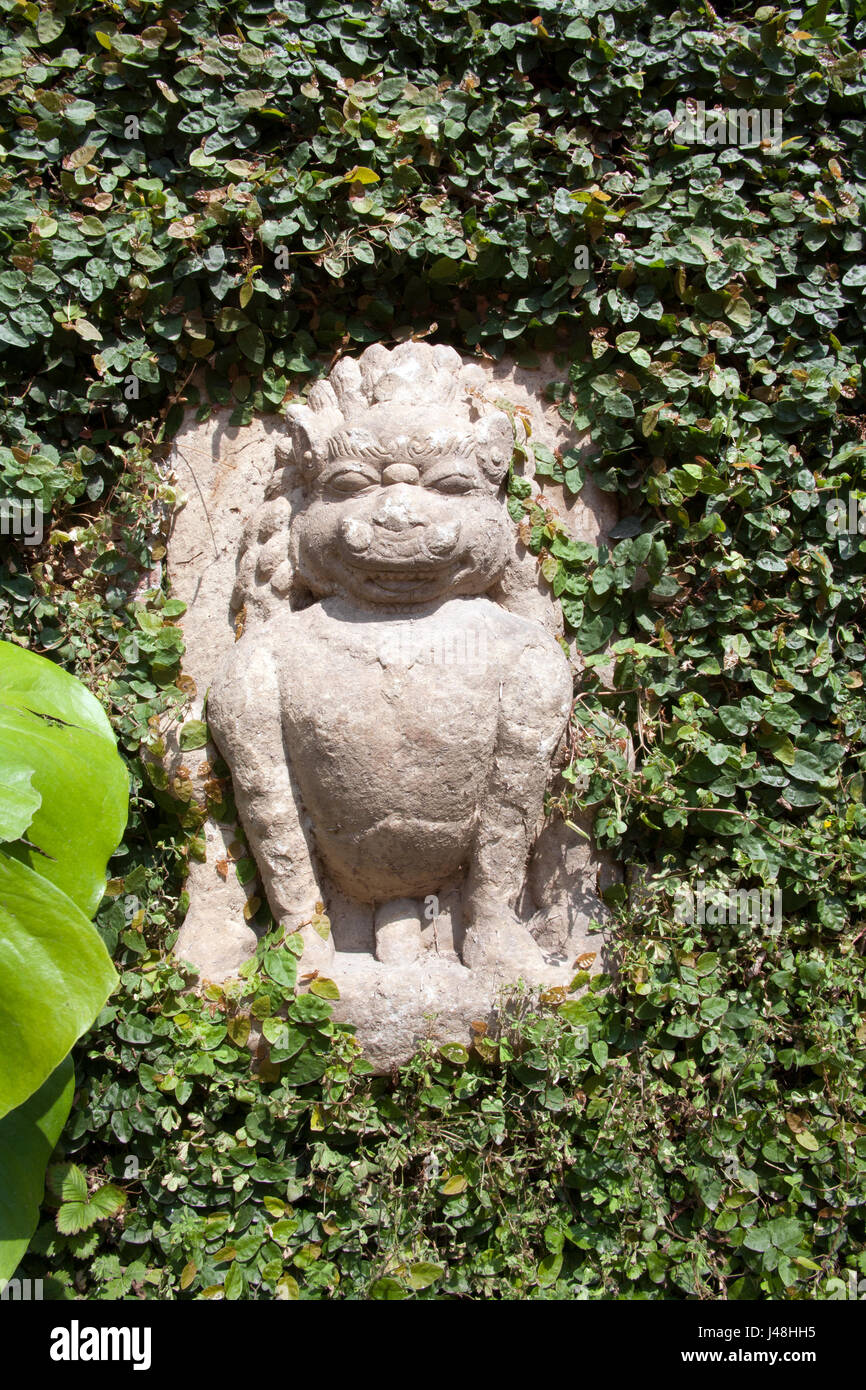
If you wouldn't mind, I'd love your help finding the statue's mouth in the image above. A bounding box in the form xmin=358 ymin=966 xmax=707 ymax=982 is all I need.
xmin=363 ymin=570 xmax=453 ymax=598
xmin=343 ymin=545 xmax=457 ymax=574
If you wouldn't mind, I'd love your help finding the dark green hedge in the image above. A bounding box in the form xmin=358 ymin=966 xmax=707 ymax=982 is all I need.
xmin=4 ymin=0 xmax=866 ymax=1299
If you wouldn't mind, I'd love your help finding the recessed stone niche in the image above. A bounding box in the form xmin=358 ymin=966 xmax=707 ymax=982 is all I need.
xmin=166 ymin=345 xmax=619 ymax=1071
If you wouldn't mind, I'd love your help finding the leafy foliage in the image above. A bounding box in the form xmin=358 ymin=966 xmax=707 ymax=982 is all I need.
xmin=16 ymin=939 xmax=866 ymax=1300
xmin=3 ymin=0 xmax=865 ymax=1299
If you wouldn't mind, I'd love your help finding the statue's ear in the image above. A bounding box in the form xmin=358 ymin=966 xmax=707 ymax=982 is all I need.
xmin=273 ymin=437 xmax=302 ymax=492
xmin=475 ymin=412 xmax=514 ymax=485
xmin=282 ymin=403 xmax=343 ymax=483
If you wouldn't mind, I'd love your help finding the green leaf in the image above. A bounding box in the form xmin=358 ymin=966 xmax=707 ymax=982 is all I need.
xmin=726 ymin=297 xmax=752 ymax=328
xmin=0 ymin=856 xmax=116 ymax=1119
xmin=291 ymin=993 xmax=332 ymax=1023
xmin=0 ymin=1056 xmax=74 ymax=1285
xmin=261 ymin=1017 xmax=304 ymax=1056
xmin=223 ymin=1262 xmax=246 ymax=1300
xmin=407 ymin=1262 xmax=445 ymax=1290
xmin=238 ymin=325 xmax=266 ymax=364
xmin=282 ymin=1049 xmax=329 ymax=1087
xmin=0 ymin=641 xmax=128 ymax=916
xmin=37 ymin=12 xmax=65 ymax=43
xmin=262 ymin=947 xmax=298 ymax=991
xmin=344 ymin=166 xmax=379 ymax=184
xmin=576 ymin=611 xmax=614 ymax=653
xmin=766 ymin=734 xmax=796 ymax=767
xmin=743 ymin=1226 xmax=772 ymax=1253
xmin=179 ymin=720 xmax=208 ymax=751
xmin=0 ymin=768 xmax=41 ymax=842
xmin=695 ymin=952 xmax=720 ymax=976
xmin=56 ymin=1177 xmax=125 ymax=1234
xmin=369 ymin=1277 xmax=407 ymax=1300
xmin=34 ymin=214 xmax=58 ymax=238
xmin=718 ymin=706 xmax=751 ymax=738
xmin=440 ymin=1174 xmax=468 ymax=1195
xmin=537 ymin=1250 xmax=563 ymax=1286
xmin=60 ymin=1165 xmax=87 ymax=1204
xmin=227 ymin=1015 xmax=250 ymax=1047
xmin=309 ymin=977 xmax=340 ymax=999
xmin=215 ymin=308 xmax=249 ymax=333
xmin=768 ymin=1217 xmax=805 ymax=1252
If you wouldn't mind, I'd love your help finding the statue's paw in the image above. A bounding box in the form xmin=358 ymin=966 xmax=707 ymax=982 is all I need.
xmin=529 ymin=905 xmax=605 ymax=971
xmin=528 ymin=904 xmax=570 ymax=955
xmin=462 ymin=915 xmax=552 ymax=985
xmin=375 ymin=898 xmax=423 ymax=965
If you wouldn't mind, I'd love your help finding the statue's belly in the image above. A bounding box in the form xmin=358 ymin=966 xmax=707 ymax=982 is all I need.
xmin=281 ymin=616 xmax=500 ymax=900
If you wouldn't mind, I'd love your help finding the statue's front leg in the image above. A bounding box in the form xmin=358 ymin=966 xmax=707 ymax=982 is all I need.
xmin=461 ymin=636 xmax=572 ymax=982
xmin=208 ymin=639 xmax=334 ymax=977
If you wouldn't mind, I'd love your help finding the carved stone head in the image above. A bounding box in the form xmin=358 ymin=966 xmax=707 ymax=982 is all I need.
xmin=234 ymin=342 xmax=515 ymax=616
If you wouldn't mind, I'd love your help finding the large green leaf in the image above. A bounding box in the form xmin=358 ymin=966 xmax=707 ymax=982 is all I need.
xmin=0 ymin=768 xmax=41 ymax=841
xmin=0 ymin=855 xmax=115 ymax=1119
xmin=0 ymin=640 xmax=116 ymax=737
xmin=0 ymin=641 xmax=128 ymax=916
xmin=0 ymin=1055 xmax=74 ymax=1286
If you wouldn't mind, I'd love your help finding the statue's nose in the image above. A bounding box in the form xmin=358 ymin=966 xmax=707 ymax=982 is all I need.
xmin=372 ymin=483 xmax=424 ymax=532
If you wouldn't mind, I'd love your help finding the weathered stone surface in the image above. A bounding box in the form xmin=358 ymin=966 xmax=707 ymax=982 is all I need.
xmin=164 ymin=414 xmax=283 ymax=972
xmin=168 ymin=346 xmax=618 ymax=1069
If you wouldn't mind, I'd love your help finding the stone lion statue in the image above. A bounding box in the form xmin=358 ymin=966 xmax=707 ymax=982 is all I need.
xmin=207 ymin=342 xmax=597 ymax=1018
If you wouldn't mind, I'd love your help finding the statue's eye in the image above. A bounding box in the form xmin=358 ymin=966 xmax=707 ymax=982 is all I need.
xmin=427 ymin=471 xmax=476 ymax=494
xmin=326 ymin=470 xmax=377 ymax=494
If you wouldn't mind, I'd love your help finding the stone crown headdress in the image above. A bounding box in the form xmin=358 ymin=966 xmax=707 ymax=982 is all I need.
xmin=277 ymin=342 xmax=513 ymax=483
